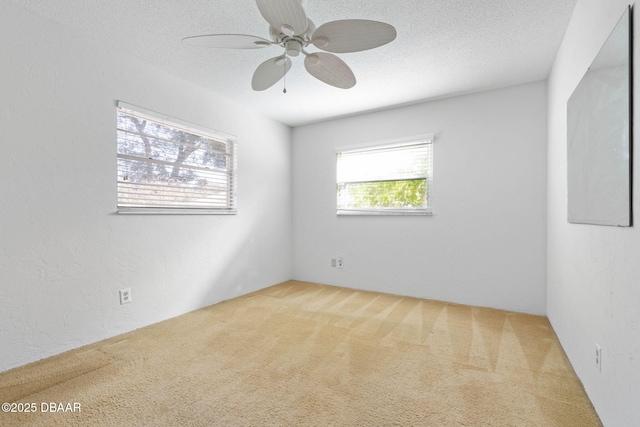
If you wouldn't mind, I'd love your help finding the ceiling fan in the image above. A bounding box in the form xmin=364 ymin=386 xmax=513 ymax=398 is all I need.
xmin=182 ymin=0 xmax=397 ymax=92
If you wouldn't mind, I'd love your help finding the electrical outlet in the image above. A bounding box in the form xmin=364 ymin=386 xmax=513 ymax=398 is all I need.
xmin=595 ymin=343 xmax=602 ymax=372
xmin=337 ymin=257 xmax=344 ymax=269
xmin=120 ymin=288 xmax=132 ymax=305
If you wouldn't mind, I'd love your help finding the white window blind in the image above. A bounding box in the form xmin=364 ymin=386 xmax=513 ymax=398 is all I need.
xmin=116 ymin=102 xmax=237 ymax=214
xmin=336 ymin=136 xmax=433 ymax=215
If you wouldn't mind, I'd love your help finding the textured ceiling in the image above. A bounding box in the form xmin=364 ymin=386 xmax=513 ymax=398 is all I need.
xmin=8 ymin=0 xmax=578 ymax=127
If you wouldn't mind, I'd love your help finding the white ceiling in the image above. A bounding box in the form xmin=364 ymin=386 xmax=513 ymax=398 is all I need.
xmin=9 ymin=0 xmax=577 ymax=127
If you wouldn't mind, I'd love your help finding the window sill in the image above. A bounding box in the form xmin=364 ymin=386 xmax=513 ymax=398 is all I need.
xmin=117 ymin=208 xmax=237 ymax=215
xmin=337 ymin=209 xmax=432 ymax=216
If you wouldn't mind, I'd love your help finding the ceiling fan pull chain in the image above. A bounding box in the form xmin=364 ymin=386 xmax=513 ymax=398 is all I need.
xmin=283 ymin=57 xmax=287 ymax=94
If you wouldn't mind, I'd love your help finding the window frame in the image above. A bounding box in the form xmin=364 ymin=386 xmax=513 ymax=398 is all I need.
xmin=335 ymin=134 xmax=433 ymax=216
xmin=116 ymin=101 xmax=237 ymax=215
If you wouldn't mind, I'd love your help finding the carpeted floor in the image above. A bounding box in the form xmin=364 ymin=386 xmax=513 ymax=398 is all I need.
xmin=0 ymin=280 xmax=601 ymax=426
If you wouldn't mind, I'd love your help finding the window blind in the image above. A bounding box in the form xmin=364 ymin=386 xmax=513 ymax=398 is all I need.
xmin=116 ymin=103 xmax=237 ymax=214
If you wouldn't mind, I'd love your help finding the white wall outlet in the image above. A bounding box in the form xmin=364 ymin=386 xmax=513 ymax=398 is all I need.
xmin=595 ymin=343 xmax=602 ymax=372
xmin=120 ymin=288 xmax=132 ymax=305
xmin=337 ymin=257 xmax=344 ymax=269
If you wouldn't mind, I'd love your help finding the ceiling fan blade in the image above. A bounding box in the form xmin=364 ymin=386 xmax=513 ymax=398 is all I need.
xmin=256 ymin=0 xmax=308 ymax=36
xmin=252 ymin=55 xmax=292 ymax=91
xmin=182 ymin=34 xmax=273 ymax=49
xmin=311 ymin=20 xmax=397 ymax=53
xmin=304 ymin=52 xmax=356 ymax=89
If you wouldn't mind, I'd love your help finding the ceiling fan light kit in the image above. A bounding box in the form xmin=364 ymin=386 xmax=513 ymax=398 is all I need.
xmin=182 ymin=0 xmax=396 ymax=92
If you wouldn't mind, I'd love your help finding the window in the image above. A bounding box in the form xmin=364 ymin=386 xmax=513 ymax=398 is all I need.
xmin=336 ymin=135 xmax=433 ymax=215
xmin=116 ymin=102 xmax=237 ymax=214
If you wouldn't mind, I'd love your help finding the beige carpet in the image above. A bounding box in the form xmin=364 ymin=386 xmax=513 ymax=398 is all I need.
xmin=0 ymin=280 xmax=601 ymax=426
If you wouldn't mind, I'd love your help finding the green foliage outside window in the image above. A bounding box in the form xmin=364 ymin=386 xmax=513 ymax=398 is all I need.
xmin=345 ymin=179 xmax=427 ymax=208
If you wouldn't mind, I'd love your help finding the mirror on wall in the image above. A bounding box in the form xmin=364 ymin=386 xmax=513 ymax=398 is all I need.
xmin=567 ymin=6 xmax=632 ymax=227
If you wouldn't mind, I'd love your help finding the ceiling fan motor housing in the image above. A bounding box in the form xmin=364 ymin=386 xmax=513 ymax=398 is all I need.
xmin=269 ymin=18 xmax=315 ymax=43
xmin=285 ymin=38 xmax=303 ymax=56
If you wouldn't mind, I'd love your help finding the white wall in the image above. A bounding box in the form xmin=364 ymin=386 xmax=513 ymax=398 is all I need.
xmin=292 ymin=82 xmax=548 ymax=314
xmin=547 ymin=1 xmax=640 ymax=425
xmin=0 ymin=1 xmax=292 ymax=372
